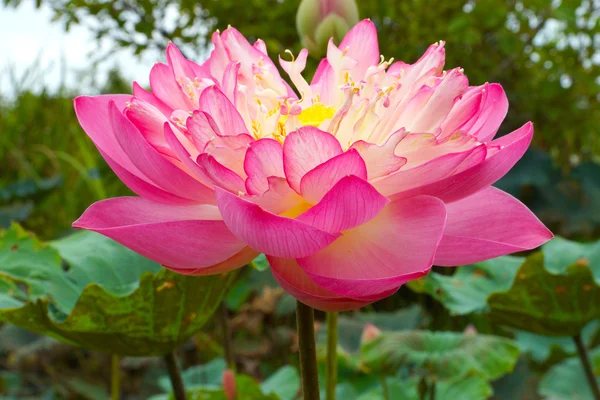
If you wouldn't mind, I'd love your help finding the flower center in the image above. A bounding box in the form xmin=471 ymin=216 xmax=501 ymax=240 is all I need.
xmin=297 ymin=103 xmax=336 ymax=127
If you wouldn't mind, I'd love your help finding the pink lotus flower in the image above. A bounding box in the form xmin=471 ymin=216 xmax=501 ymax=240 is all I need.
xmin=73 ymin=20 xmax=552 ymax=311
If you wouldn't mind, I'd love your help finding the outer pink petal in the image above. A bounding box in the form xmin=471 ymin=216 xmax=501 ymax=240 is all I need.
xmin=339 ymin=19 xmax=380 ymax=78
xmin=73 ymin=197 xmax=246 ymax=270
xmin=216 ymin=188 xmax=340 ymax=258
xmin=168 ymin=247 xmax=259 ymax=276
xmin=74 ymin=95 xmax=136 ymax=172
xmin=98 ymin=148 xmax=195 ymax=205
xmin=297 ymin=195 xmax=447 ymax=298
xmin=283 ymin=127 xmax=343 ymax=193
xmin=434 ymin=186 xmax=553 ymax=266
xmin=109 ymin=101 xmax=214 ymax=203
xmin=244 ymin=138 xmax=285 ymax=195
xmin=149 ymin=63 xmax=192 ymax=111
xmin=199 ymin=86 xmax=248 ymax=136
xmin=297 ymin=176 xmax=389 ymax=233
xmin=390 ymin=122 xmax=533 ymax=203
xmin=300 ymin=149 xmax=367 ymax=204
xmin=350 ymin=130 xmax=407 ymax=180
xmin=269 ymin=257 xmax=383 ymax=312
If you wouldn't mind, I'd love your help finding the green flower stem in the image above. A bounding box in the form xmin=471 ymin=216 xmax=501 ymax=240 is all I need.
xmin=573 ymin=333 xmax=600 ymax=400
xmin=326 ymin=312 xmax=338 ymax=400
xmin=296 ymin=301 xmax=321 ymax=400
xmin=380 ymin=377 xmax=390 ymax=400
xmin=111 ymin=354 xmax=120 ymax=400
xmin=164 ymin=352 xmax=187 ymax=400
xmin=219 ymin=301 xmax=236 ymax=371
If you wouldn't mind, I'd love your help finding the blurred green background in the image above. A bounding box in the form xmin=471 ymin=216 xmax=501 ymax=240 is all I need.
xmin=2 ymin=0 xmax=600 ymax=399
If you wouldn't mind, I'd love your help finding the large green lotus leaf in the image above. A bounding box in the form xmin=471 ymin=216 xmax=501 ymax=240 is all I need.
xmin=356 ymin=375 xmax=492 ymax=400
xmin=538 ymin=347 xmax=600 ymax=400
xmin=360 ymin=330 xmax=519 ymax=381
xmin=260 ymin=365 xmax=300 ymax=400
xmin=542 ymin=237 xmax=600 ymax=283
xmin=407 ymin=256 xmax=524 ymax=315
xmin=316 ymin=306 xmax=427 ymax=371
xmin=515 ymin=321 xmax=600 ymax=364
xmin=0 ymin=225 xmax=236 ymax=356
xmin=488 ymin=252 xmax=600 ymax=336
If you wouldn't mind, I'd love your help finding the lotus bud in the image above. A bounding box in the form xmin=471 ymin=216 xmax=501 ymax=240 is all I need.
xmin=360 ymin=323 xmax=382 ymax=344
xmin=296 ymin=0 xmax=359 ymax=56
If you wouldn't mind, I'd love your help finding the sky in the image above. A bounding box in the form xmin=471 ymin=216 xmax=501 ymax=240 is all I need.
xmin=0 ymin=2 xmax=153 ymax=97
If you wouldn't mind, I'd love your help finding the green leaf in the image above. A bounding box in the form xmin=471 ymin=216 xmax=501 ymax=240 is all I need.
xmin=360 ymin=330 xmax=519 ymax=381
xmin=356 ymin=375 xmax=492 ymax=400
xmin=542 ymin=237 xmax=600 ymax=284
xmin=538 ymin=348 xmax=600 ymax=400
xmin=0 ymin=225 xmax=237 ymax=356
xmin=407 ymin=256 xmax=524 ymax=315
xmin=515 ymin=321 xmax=600 ymax=363
xmin=488 ymin=252 xmax=600 ymax=336
xmin=158 ymin=358 xmax=226 ymax=392
xmin=316 ymin=306 xmax=427 ymax=372
xmin=260 ymin=365 xmax=300 ymax=400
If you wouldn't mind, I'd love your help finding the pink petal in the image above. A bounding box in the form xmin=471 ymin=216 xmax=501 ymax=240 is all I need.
xmin=299 ymin=149 xmax=367 ymax=204
xmin=466 ymin=83 xmax=509 ymax=142
xmin=373 ymin=146 xmax=482 ymax=198
xmin=244 ymin=177 xmax=304 ymax=214
xmin=74 ymin=95 xmax=137 ymax=171
xmin=197 ymin=153 xmax=246 ymax=194
xmin=166 ymin=42 xmax=197 ymax=83
xmin=244 ymin=138 xmax=285 ymax=195
xmin=269 ymin=257 xmax=383 ymax=312
xmin=310 ymin=59 xmax=336 ymax=105
xmin=434 ymin=186 xmax=553 ymax=266
xmin=339 ymin=19 xmax=380 ymax=78
xmin=199 ymin=86 xmax=249 ymax=136
xmin=163 ymin=123 xmax=214 ymax=186
xmin=297 ymin=175 xmax=389 ymax=233
xmin=298 ymin=195 xmax=447 ymax=298
xmin=390 ymin=122 xmax=533 ymax=202
xmin=187 ymin=111 xmax=219 ymax=151
xmin=168 ymin=247 xmax=259 ymax=276
xmin=204 ymin=143 xmax=248 ymax=178
xmin=395 ymin=131 xmax=482 ymax=168
xmin=222 ymin=61 xmax=241 ymax=103
xmin=132 ymin=81 xmax=172 ymax=116
xmin=73 ymin=197 xmax=246 ymax=270
xmin=149 ymin=63 xmax=192 ymax=111
xmin=125 ymin=98 xmax=174 ymax=156
xmin=98 ymin=148 xmax=195 ymax=205
xmin=283 ymin=127 xmax=343 ymax=193
xmin=350 ymin=130 xmax=408 ymax=179
xmin=109 ymin=101 xmax=214 ymax=203
xmin=406 ymin=68 xmax=469 ymax=133
xmin=216 ymin=188 xmax=340 ymax=258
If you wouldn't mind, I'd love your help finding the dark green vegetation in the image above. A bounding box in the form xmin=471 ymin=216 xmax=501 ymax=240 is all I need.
xmin=2 ymin=0 xmax=600 ymax=398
